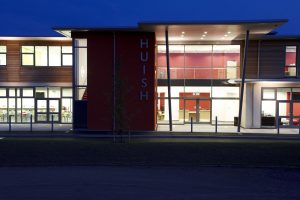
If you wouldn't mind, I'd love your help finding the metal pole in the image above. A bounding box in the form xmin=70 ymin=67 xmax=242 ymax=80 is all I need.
xmin=191 ymin=117 xmax=193 ymax=133
xmin=9 ymin=115 xmax=11 ymax=132
xmin=165 ymin=29 xmax=173 ymax=132
xmin=277 ymin=116 xmax=280 ymax=135
xmin=51 ymin=114 xmax=54 ymax=132
xmin=298 ymin=118 xmax=300 ymax=135
xmin=30 ymin=115 xmax=33 ymax=132
xmin=215 ymin=116 xmax=218 ymax=134
xmin=237 ymin=30 xmax=250 ymax=132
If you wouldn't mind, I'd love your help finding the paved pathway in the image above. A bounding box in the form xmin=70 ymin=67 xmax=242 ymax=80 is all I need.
xmin=0 ymin=166 xmax=299 ymax=200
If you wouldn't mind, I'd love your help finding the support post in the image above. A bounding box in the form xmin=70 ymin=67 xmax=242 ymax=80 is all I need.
xmin=165 ymin=29 xmax=172 ymax=131
xmin=30 ymin=115 xmax=33 ymax=132
xmin=298 ymin=118 xmax=300 ymax=135
xmin=215 ymin=116 xmax=218 ymax=134
xmin=191 ymin=117 xmax=193 ymax=133
xmin=9 ymin=115 xmax=12 ymax=132
xmin=51 ymin=115 xmax=54 ymax=132
xmin=237 ymin=30 xmax=250 ymax=132
xmin=277 ymin=116 xmax=280 ymax=135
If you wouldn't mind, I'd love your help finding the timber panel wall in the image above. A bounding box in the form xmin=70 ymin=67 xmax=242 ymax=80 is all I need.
xmin=259 ymin=40 xmax=300 ymax=79
xmin=241 ymin=41 xmax=259 ymax=79
xmin=0 ymin=40 xmax=72 ymax=83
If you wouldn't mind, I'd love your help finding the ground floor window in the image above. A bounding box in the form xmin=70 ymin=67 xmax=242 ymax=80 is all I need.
xmin=0 ymin=87 xmax=72 ymax=124
xmin=261 ymin=87 xmax=300 ymax=127
xmin=157 ymin=86 xmax=239 ymax=125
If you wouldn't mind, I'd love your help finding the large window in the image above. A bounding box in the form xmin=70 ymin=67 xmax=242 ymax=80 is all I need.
xmin=74 ymin=39 xmax=87 ymax=100
xmin=285 ymin=46 xmax=297 ymax=77
xmin=157 ymin=44 xmax=240 ymax=80
xmin=21 ymin=46 xmax=72 ymax=67
xmin=0 ymin=45 xmax=7 ymax=66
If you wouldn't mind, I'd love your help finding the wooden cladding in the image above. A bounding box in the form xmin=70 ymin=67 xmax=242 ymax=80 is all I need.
xmin=241 ymin=39 xmax=300 ymax=79
xmin=0 ymin=40 xmax=72 ymax=83
xmin=259 ymin=41 xmax=285 ymax=79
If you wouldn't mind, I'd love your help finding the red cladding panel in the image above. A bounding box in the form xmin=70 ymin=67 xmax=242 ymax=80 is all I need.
xmin=115 ymin=32 xmax=156 ymax=131
xmin=87 ymin=31 xmax=156 ymax=131
xmin=87 ymin=33 xmax=114 ymax=130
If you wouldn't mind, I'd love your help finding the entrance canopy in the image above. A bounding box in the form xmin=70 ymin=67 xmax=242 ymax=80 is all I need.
xmin=54 ymin=19 xmax=288 ymax=42
xmin=139 ymin=19 xmax=288 ymax=42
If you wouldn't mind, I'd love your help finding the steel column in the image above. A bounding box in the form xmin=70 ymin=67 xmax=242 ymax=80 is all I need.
xmin=165 ymin=30 xmax=173 ymax=131
xmin=237 ymin=30 xmax=250 ymax=132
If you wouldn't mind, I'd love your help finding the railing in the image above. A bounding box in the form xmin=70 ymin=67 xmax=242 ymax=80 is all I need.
xmin=157 ymin=66 xmax=240 ymax=79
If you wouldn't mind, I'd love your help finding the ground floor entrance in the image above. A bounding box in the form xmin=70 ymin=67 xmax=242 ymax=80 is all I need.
xmin=183 ymin=99 xmax=211 ymax=123
xmin=36 ymin=99 xmax=61 ymax=123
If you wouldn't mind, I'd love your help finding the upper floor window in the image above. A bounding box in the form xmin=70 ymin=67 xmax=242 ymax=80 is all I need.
xmin=21 ymin=46 xmax=72 ymax=67
xmin=0 ymin=46 xmax=7 ymax=66
xmin=285 ymin=46 xmax=297 ymax=77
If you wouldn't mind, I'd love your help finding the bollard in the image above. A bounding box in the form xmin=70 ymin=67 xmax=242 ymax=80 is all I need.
xmin=51 ymin=115 xmax=54 ymax=132
xmin=191 ymin=117 xmax=193 ymax=133
xmin=215 ymin=116 xmax=218 ymax=134
xmin=9 ymin=115 xmax=12 ymax=132
xmin=30 ymin=115 xmax=33 ymax=132
xmin=277 ymin=117 xmax=280 ymax=135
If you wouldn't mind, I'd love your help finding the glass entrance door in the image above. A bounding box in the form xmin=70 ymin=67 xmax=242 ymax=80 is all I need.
xmin=184 ymin=99 xmax=211 ymax=124
xmin=36 ymin=99 xmax=60 ymax=123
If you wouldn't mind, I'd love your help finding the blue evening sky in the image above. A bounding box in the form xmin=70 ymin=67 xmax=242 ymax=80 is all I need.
xmin=1 ymin=0 xmax=299 ymax=36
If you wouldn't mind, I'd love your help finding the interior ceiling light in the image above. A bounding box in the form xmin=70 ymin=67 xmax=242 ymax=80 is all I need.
xmin=200 ymin=37 xmax=204 ymax=40
xmin=182 ymin=31 xmax=185 ymax=34
xmin=227 ymin=31 xmax=231 ymax=34
xmin=224 ymin=34 xmax=228 ymax=37
xmin=204 ymin=32 xmax=208 ymax=34
xmin=202 ymin=35 xmax=206 ymax=37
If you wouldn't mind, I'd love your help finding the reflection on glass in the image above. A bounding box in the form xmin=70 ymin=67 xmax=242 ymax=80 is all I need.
xmin=48 ymin=87 xmax=61 ymax=98
xmin=37 ymin=100 xmax=47 ymax=113
xmin=62 ymin=98 xmax=72 ymax=123
xmin=0 ymin=98 xmax=7 ymax=122
xmin=49 ymin=100 xmax=59 ymax=112
xmin=35 ymin=46 xmax=48 ymax=66
xmin=22 ymin=98 xmax=34 ymax=122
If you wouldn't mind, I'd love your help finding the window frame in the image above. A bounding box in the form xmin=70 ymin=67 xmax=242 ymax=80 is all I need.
xmin=21 ymin=45 xmax=72 ymax=67
xmin=284 ymin=45 xmax=297 ymax=78
xmin=0 ymin=45 xmax=7 ymax=66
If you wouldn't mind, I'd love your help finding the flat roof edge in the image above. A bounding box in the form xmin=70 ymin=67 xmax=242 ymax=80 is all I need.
xmin=138 ymin=19 xmax=289 ymax=26
xmin=0 ymin=36 xmax=71 ymax=41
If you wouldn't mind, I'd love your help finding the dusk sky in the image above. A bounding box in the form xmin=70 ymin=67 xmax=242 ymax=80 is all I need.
xmin=1 ymin=0 xmax=300 ymax=36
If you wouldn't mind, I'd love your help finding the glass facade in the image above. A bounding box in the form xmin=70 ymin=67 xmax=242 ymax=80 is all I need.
xmin=261 ymin=87 xmax=300 ymax=127
xmin=0 ymin=87 xmax=72 ymax=123
xmin=157 ymin=44 xmax=240 ymax=80
xmin=74 ymin=39 xmax=88 ymax=100
xmin=157 ymin=86 xmax=239 ymax=125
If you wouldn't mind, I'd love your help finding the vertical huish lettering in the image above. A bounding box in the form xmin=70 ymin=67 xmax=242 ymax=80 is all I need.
xmin=140 ymin=52 xmax=148 ymax=62
xmin=140 ymin=91 xmax=149 ymax=101
xmin=140 ymin=39 xmax=149 ymax=48
xmin=140 ymin=37 xmax=149 ymax=101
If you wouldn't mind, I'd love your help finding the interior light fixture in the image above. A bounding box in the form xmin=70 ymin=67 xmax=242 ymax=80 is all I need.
xmin=204 ymin=32 xmax=208 ymax=34
xmin=182 ymin=31 xmax=185 ymax=34
xmin=227 ymin=31 xmax=231 ymax=34
xmin=200 ymin=37 xmax=204 ymax=40
xmin=224 ymin=34 xmax=228 ymax=37
xmin=202 ymin=35 xmax=206 ymax=37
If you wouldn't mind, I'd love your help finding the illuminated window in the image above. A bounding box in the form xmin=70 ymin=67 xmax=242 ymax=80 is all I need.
xmin=285 ymin=46 xmax=297 ymax=77
xmin=0 ymin=46 xmax=7 ymax=66
xmin=21 ymin=45 xmax=72 ymax=67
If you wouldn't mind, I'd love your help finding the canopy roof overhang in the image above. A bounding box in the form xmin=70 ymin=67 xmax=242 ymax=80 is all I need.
xmin=139 ymin=19 xmax=288 ymax=42
xmin=54 ymin=19 xmax=288 ymax=42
